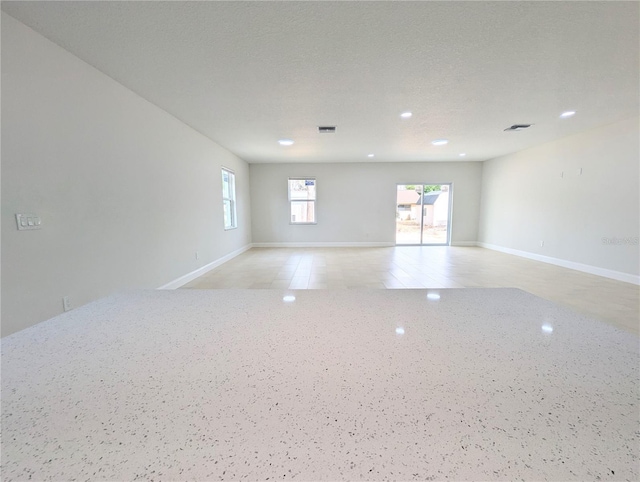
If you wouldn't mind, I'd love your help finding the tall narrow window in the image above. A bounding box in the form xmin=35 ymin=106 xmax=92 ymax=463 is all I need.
xmin=288 ymin=178 xmax=316 ymax=224
xmin=222 ymin=168 xmax=237 ymax=229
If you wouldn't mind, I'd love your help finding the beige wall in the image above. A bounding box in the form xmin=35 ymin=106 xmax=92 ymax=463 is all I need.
xmin=1 ymin=14 xmax=251 ymax=336
xmin=250 ymin=162 xmax=482 ymax=245
xmin=479 ymin=116 xmax=639 ymax=280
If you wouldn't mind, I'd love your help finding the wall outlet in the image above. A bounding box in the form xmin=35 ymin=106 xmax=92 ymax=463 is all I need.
xmin=195 ymin=251 xmax=199 ymax=260
xmin=62 ymin=296 xmax=72 ymax=312
xmin=578 ymin=167 xmax=583 ymax=175
xmin=539 ymin=240 xmax=544 ymax=247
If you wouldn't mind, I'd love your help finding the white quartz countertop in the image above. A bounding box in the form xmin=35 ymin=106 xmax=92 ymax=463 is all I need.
xmin=1 ymin=288 xmax=638 ymax=480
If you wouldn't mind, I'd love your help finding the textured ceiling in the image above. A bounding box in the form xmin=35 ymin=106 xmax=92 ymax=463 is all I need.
xmin=2 ymin=1 xmax=638 ymax=163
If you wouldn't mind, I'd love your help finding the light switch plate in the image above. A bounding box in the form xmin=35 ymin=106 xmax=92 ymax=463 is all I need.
xmin=16 ymin=213 xmax=42 ymax=230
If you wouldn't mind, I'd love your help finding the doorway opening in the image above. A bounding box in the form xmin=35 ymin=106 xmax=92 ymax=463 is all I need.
xmin=395 ymin=184 xmax=452 ymax=245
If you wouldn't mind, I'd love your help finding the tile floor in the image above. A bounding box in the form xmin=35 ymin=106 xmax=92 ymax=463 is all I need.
xmin=183 ymin=247 xmax=640 ymax=335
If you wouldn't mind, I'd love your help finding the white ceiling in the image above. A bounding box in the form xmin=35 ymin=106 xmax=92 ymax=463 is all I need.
xmin=2 ymin=1 xmax=638 ymax=163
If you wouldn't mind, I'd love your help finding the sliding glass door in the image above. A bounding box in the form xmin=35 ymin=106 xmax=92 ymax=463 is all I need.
xmin=395 ymin=184 xmax=451 ymax=245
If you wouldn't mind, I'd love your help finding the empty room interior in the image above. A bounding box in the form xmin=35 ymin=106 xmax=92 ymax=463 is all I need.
xmin=1 ymin=2 xmax=639 ymax=481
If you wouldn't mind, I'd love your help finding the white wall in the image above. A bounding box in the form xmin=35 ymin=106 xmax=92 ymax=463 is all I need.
xmin=1 ymin=13 xmax=251 ymax=336
xmin=478 ymin=116 xmax=639 ymax=281
xmin=250 ymin=162 xmax=482 ymax=245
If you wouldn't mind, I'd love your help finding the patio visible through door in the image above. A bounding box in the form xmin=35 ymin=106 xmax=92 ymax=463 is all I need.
xmin=395 ymin=184 xmax=451 ymax=245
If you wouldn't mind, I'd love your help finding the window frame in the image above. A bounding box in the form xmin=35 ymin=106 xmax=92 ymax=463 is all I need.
xmin=221 ymin=167 xmax=237 ymax=230
xmin=288 ymin=177 xmax=317 ymax=225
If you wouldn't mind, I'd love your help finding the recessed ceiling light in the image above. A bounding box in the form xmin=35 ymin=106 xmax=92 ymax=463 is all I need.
xmin=400 ymin=112 xmax=412 ymax=119
xmin=560 ymin=111 xmax=576 ymax=118
xmin=459 ymin=153 xmax=466 ymax=157
xmin=278 ymin=139 xmax=294 ymax=146
xmin=431 ymin=139 xmax=448 ymax=146
xmin=367 ymin=153 xmax=375 ymax=158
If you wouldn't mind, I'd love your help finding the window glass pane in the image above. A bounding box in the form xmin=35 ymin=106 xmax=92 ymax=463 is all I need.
xmin=290 ymin=201 xmax=315 ymax=223
xmin=222 ymin=171 xmax=231 ymax=199
xmin=289 ymin=179 xmax=316 ymax=200
xmin=223 ymin=200 xmax=232 ymax=229
xmin=228 ymin=172 xmax=235 ymax=198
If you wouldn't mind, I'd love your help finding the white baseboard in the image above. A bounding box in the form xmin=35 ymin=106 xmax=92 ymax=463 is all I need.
xmin=251 ymin=242 xmax=395 ymax=248
xmin=252 ymin=241 xmax=478 ymax=248
xmin=158 ymin=244 xmax=252 ymax=289
xmin=477 ymin=242 xmax=640 ymax=285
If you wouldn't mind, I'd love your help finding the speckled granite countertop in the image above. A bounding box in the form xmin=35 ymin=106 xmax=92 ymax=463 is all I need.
xmin=1 ymin=288 xmax=638 ymax=480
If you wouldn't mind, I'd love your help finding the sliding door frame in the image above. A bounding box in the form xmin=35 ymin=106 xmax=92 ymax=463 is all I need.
xmin=395 ymin=182 xmax=453 ymax=246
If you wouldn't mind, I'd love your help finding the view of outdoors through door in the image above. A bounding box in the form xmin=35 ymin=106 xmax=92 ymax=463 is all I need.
xmin=396 ymin=184 xmax=451 ymax=245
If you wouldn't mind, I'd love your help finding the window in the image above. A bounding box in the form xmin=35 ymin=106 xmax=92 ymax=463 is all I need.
xmin=222 ymin=168 xmax=237 ymax=229
xmin=288 ymin=178 xmax=316 ymax=224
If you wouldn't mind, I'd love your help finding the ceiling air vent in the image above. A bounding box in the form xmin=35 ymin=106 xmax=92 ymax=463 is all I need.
xmin=318 ymin=126 xmax=336 ymax=133
xmin=504 ymin=124 xmax=533 ymax=132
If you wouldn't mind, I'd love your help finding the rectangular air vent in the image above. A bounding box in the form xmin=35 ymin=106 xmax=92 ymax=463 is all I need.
xmin=318 ymin=126 xmax=336 ymax=133
xmin=504 ymin=124 xmax=532 ymax=132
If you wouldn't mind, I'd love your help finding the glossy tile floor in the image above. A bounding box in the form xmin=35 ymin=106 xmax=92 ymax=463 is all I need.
xmin=2 ymin=289 xmax=638 ymax=480
xmin=184 ymin=247 xmax=640 ymax=335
